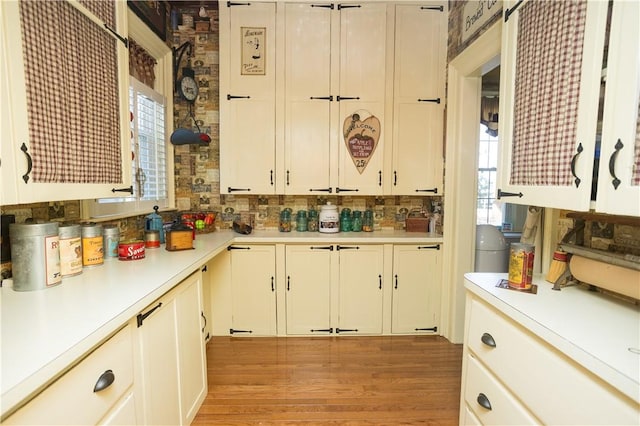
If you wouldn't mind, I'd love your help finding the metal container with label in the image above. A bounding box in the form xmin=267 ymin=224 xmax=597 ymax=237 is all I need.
xmin=508 ymin=243 xmax=535 ymax=290
xmin=9 ymin=222 xmax=61 ymax=291
xmin=103 ymin=225 xmax=120 ymax=259
xmin=81 ymin=223 xmax=104 ymax=267
xmin=59 ymin=224 xmax=82 ymax=277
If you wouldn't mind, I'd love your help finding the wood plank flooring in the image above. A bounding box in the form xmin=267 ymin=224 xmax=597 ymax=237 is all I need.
xmin=193 ymin=336 xmax=463 ymax=425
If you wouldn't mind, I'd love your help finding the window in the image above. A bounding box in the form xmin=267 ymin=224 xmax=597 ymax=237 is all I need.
xmin=477 ymin=124 xmax=501 ymax=226
xmin=83 ymin=9 xmax=174 ymax=219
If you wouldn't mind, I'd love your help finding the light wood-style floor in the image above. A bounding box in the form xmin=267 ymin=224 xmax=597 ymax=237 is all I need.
xmin=193 ymin=335 xmax=463 ymax=425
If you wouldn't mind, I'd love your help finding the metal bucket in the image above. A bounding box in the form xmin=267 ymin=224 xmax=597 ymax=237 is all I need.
xmin=9 ymin=222 xmax=61 ymax=291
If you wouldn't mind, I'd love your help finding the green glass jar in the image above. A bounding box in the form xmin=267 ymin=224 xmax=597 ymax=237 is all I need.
xmin=352 ymin=210 xmax=362 ymax=232
xmin=340 ymin=208 xmax=352 ymax=232
xmin=279 ymin=209 xmax=292 ymax=232
xmin=296 ymin=210 xmax=308 ymax=232
xmin=308 ymin=209 xmax=318 ymax=232
xmin=363 ymin=209 xmax=374 ymax=232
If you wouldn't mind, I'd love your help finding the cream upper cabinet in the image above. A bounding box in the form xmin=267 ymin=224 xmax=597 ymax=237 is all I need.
xmin=0 ymin=0 xmax=131 ymax=205
xmin=219 ymin=2 xmax=277 ymax=194
xmin=391 ymin=4 xmax=446 ymax=195
xmin=337 ymin=244 xmax=384 ymax=334
xmin=336 ymin=3 xmax=389 ymax=195
xmin=595 ymin=0 xmax=640 ymax=216
xmin=497 ymin=0 xmax=608 ymax=211
xmin=282 ymin=3 xmax=333 ymax=195
xmin=284 ymin=244 xmax=334 ymax=335
xmin=229 ymin=245 xmax=277 ymax=336
xmin=391 ymin=244 xmax=441 ymax=334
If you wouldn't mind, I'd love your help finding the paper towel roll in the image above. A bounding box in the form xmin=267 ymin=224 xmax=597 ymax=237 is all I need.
xmin=570 ymin=255 xmax=640 ymax=300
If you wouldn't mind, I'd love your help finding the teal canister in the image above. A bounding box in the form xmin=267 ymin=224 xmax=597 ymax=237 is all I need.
xmin=340 ymin=208 xmax=352 ymax=232
xmin=352 ymin=210 xmax=362 ymax=232
xmin=9 ymin=222 xmax=61 ymax=291
xmin=279 ymin=208 xmax=292 ymax=232
xmin=296 ymin=210 xmax=308 ymax=232
xmin=103 ymin=225 xmax=120 ymax=259
xmin=145 ymin=205 xmax=165 ymax=243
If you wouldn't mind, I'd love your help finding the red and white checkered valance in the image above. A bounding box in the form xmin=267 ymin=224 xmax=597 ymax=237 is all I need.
xmin=510 ymin=0 xmax=587 ymax=187
xmin=19 ymin=0 xmax=121 ymax=184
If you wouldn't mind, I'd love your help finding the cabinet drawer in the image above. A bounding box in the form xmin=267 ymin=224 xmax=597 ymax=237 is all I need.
xmin=467 ymin=297 xmax=639 ymax=425
xmin=463 ymin=353 xmax=539 ymax=425
xmin=5 ymin=325 xmax=135 ymax=425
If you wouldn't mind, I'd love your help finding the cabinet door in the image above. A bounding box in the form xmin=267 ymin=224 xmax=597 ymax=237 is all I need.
xmin=391 ymin=244 xmax=441 ymax=334
xmin=337 ymin=244 xmax=384 ymax=334
xmin=220 ymin=2 xmax=276 ymax=194
xmin=595 ymin=0 xmax=640 ymax=216
xmin=497 ymin=0 xmax=608 ymax=210
xmin=175 ymin=270 xmax=207 ymax=425
xmin=337 ymin=3 xmax=388 ymax=195
xmin=0 ymin=1 xmax=131 ymax=205
xmin=230 ymin=245 xmax=277 ymax=336
xmin=136 ymin=297 xmax=181 ymax=425
xmin=392 ymin=4 xmax=446 ymax=196
xmin=283 ymin=3 xmax=333 ymax=195
xmin=285 ymin=244 xmax=333 ymax=335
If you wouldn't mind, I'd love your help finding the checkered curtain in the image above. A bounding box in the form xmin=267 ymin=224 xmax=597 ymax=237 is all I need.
xmin=129 ymin=40 xmax=157 ymax=89
xmin=510 ymin=0 xmax=587 ymax=187
xmin=19 ymin=0 xmax=121 ymax=184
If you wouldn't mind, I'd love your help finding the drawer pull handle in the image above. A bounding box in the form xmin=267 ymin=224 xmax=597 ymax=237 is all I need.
xmin=477 ymin=393 xmax=492 ymax=410
xmin=93 ymin=369 xmax=115 ymax=393
xmin=481 ymin=332 xmax=496 ymax=348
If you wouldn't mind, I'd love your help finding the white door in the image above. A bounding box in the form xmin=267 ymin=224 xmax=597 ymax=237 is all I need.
xmin=392 ymin=4 xmax=446 ymax=195
xmin=283 ymin=3 xmax=333 ymax=195
xmin=220 ymin=2 xmax=276 ymax=194
xmin=392 ymin=245 xmax=441 ymax=334
xmin=595 ymin=0 xmax=640 ymax=216
xmin=285 ymin=245 xmax=333 ymax=335
xmin=337 ymin=244 xmax=384 ymax=334
xmin=230 ymin=245 xmax=277 ymax=336
xmin=337 ymin=3 xmax=388 ymax=195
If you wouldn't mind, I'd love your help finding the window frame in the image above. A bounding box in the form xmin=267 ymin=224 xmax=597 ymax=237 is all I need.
xmin=82 ymin=9 xmax=174 ymax=220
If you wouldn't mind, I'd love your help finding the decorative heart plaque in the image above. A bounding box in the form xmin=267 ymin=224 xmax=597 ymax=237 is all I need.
xmin=343 ymin=112 xmax=381 ymax=174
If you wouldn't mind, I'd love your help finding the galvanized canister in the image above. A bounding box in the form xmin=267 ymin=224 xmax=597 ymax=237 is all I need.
xmin=508 ymin=243 xmax=535 ymax=290
xmin=58 ymin=224 xmax=82 ymax=277
xmin=103 ymin=225 xmax=120 ymax=259
xmin=81 ymin=223 xmax=104 ymax=267
xmin=9 ymin=222 xmax=61 ymax=291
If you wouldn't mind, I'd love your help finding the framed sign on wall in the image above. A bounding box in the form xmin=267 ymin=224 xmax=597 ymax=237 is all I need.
xmin=241 ymin=27 xmax=266 ymax=75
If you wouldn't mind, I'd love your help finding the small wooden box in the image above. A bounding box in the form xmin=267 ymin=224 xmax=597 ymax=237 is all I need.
xmin=405 ymin=217 xmax=429 ymax=232
xmin=165 ymin=230 xmax=193 ymax=251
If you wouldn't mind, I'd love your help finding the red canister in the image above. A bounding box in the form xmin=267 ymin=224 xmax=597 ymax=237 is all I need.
xmin=118 ymin=240 xmax=146 ymax=261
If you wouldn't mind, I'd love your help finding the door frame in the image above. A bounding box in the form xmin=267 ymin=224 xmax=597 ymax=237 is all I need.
xmin=441 ymin=22 xmax=502 ymax=344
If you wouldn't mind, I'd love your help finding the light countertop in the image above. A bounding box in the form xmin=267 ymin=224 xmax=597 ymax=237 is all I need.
xmin=0 ymin=229 xmax=441 ymax=417
xmin=464 ymin=272 xmax=640 ymax=403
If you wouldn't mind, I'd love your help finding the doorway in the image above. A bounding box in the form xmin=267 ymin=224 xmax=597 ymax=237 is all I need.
xmin=441 ymin=22 xmax=502 ymax=344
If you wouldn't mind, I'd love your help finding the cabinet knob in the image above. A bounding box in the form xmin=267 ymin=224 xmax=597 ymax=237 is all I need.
xmin=476 ymin=393 xmax=492 ymax=410
xmin=481 ymin=332 xmax=496 ymax=348
xmin=93 ymin=369 xmax=115 ymax=393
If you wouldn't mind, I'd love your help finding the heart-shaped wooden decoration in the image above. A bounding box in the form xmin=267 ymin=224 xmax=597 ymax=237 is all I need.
xmin=343 ymin=112 xmax=381 ymax=174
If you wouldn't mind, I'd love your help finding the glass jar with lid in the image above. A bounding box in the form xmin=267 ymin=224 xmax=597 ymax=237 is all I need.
xmin=296 ymin=210 xmax=308 ymax=232
xmin=308 ymin=209 xmax=318 ymax=232
xmin=363 ymin=209 xmax=374 ymax=232
xmin=352 ymin=210 xmax=362 ymax=232
xmin=279 ymin=208 xmax=292 ymax=232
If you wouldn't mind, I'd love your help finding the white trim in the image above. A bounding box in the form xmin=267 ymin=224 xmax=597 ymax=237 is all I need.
xmin=442 ymin=22 xmax=502 ymax=344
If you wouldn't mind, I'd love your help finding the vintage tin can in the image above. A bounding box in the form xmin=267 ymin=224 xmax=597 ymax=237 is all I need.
xmin=81 ymin=223 xmax=104 ymax=267
xmin=103 ymin=225 xmax=120 ymax=259
xmin=9 ymin=222 xmax=61 ymax=291
xmin=58 ymin=224 xmax=82 ymax=277
xmin=508 ymin=243 xmax=535 ymax=290
xmin=118 ymin=240 xmax=146 ymax=261
xmin=145 ymin=230 xmax=161 ymax=248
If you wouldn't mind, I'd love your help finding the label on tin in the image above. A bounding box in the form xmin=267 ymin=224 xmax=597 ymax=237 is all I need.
xmin=104 ymin=235 xmax=119 ymax=258
xmin=45 ymin=235 xmax=62 ymax=286
xmin=60 ymin=236 xmax=82 ymax=276
xmin=82 ymin=236 xmax=104 ymax=266
xmin=119 ymin=241 xmax=146 ymax=260
xmin=508 ymin=245 xmax=534 ymax=289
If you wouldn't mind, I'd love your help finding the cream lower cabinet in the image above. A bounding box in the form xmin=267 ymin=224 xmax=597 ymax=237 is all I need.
xmin=229 ymin=245 xmax=277 ymax=336
xmin=4 ymin=325 xmax=137 ymax=425
xmin=391 ymin=244 xmax=441 ymax=334
xmin=460 ymin=294 xmax=639 ymax=425
xmin=135 ymin=269 xmax=207 ymax=426
xmin=337 ymin=244 xmax=384 ymax=334
xmin=285 ymin=244 xmax=333 ymax=335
